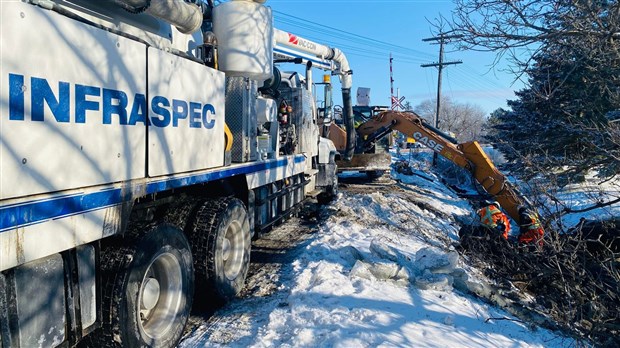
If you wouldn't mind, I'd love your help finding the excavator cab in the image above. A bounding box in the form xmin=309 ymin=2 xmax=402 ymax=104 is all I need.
xmin=330 ymin=89 xmax=393 ymax=178
xmin=317 ymin=74 xmax=334 ymax=127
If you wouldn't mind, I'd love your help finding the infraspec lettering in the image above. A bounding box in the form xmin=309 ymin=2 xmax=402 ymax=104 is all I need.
xmin=7 ymin=73 xmax=216 ymax=129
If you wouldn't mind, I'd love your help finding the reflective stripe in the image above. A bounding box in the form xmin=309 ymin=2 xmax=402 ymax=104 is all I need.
xmin=479 ymin=205 xmax=501 ymax=227
xmin=1 ymin=155 xmax=307 ymax=232
xmin=523 ymin=214 xmax=542 ymax=230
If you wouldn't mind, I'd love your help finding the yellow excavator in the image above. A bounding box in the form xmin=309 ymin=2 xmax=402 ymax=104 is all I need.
xmin=353 ymin=110 xmax=528 ymax=226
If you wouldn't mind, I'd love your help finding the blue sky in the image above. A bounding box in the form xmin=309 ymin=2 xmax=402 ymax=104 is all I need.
xmin=265 ymin=0 xmax=525 ymax=114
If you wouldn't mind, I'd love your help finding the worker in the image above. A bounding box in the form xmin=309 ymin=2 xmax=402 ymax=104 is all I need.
xmin=278 ymin=100 xmax=292 ymax=124
xmin=517 ymin=206 xmax=544 ymax=246
xmin=202 ymin=31 xmax=218 ymax=69
xmin=477 ymin=200 xmax=510 ymax=239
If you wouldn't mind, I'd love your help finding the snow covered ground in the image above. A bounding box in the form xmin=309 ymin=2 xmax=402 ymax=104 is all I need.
xmin=181 ymin=149 xmax=576 ymax=347
xmin=550 ymin=172 xmax=620 ymax=228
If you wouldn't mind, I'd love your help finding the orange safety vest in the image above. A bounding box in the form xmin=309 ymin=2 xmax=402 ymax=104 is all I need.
xmin=478 ymin=204 xmax=510 ymax=239
xmin=518 ymin=213 xmax=544 ymax=245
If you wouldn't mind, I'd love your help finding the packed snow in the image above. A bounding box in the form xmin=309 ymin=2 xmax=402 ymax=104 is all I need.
xmin=181 ymin=150 xmax=577 ymax=347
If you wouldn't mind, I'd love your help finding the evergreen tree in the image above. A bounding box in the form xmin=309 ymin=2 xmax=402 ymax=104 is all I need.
xmin=480 ymin=2 xmax=620 ymax=177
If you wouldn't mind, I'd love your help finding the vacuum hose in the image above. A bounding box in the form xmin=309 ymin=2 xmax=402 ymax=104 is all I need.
xmin=115 ymin=0 xmax=202 ymax=34
xmin=329 ymin=48 xmax=355 ymax=161
xmin=273 ymin=29 xmax=356 ymax=160
xmin=341 ymin=88 xmax=356 ymax=160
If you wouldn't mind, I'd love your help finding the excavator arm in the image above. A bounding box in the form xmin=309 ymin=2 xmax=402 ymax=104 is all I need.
xmin=357 ymin=111 xmax=525 ymax=224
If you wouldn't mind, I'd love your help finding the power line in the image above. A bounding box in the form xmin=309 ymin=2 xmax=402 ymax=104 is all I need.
xmin=273 ymin=10 xmax=435 ymax=59
xmin=274 ymin=9 xmax=510 ymax=89
xmin=269 ymin=7 xmax=515 ymax=110
xmin=273 ymin=28 xmax=427 ymax=64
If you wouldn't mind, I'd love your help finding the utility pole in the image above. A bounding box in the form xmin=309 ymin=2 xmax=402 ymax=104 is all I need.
xmin=389 ymin=53 xmax=405 ymax=111
xmin=421 ymin=34 xmax=462 ymax=164
xmin=390 ymin=53 xmax=395 ymax=110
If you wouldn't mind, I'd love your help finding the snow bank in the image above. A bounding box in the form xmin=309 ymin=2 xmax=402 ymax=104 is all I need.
xmin=181 ymin=150 xmax=572 ymax=348
xmin=552 ymin=174 xmax=620 ymax=228
xmin=242 ymin=193 xmax=564 ymax=347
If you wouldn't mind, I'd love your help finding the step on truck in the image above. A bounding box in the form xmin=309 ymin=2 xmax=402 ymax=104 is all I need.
xmin=0 ymin=0 xmax=355 ymax=346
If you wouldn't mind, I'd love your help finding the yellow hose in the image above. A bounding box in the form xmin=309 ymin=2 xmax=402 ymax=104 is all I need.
xmin=224 ymin=123 xmax=233 ymax=151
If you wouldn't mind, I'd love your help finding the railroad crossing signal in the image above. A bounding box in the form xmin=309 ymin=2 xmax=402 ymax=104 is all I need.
xmin=391 ymin=95 xmax=405 ymax=110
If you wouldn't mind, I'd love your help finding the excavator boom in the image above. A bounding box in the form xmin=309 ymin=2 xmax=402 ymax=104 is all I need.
xmin=357 ymin=111 xmax=524 ymax=223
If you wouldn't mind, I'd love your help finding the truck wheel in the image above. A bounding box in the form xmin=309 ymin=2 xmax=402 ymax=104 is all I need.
xmin=96 ymin=224 xmax=194 ymax=348
xmin=189 ymin=197 xmax=251 ymax=303
xmin=317 ymin=181 xmax=338 ymax=205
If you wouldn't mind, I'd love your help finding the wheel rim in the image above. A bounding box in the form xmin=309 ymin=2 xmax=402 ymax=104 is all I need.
xmin=222 ymin=220 xmax=245 ymax=280
xmin=138 ymin=252 xmax=184 ymax=340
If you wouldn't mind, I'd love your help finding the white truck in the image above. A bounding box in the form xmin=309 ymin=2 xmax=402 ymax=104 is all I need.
xmin=0 ymin=0 xmax=356 ymax=346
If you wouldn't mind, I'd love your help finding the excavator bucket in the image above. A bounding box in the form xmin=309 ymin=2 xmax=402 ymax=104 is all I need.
xmin=336 ymin=152 xmax=392 ymax=172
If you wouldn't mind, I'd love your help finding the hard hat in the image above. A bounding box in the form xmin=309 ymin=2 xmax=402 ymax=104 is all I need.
xmin=484 ymin=200 xmax=500 ymax=209
xmin=203 ymin=31 xmax=217 ymax=45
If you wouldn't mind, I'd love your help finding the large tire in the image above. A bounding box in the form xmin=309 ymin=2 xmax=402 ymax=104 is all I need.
xmin=95 ymin=224 xmax=194 ymax=348
xmin=189 ymin=197 xmax=251 ymax=302
xmin=317 ymin=177 xmax=339 ymax=205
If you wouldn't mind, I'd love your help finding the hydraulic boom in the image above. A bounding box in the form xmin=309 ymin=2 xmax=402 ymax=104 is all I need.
xmin=357 ymin=111 xmax=525 ymax=224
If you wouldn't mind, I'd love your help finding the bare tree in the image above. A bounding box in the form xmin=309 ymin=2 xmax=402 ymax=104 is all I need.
xmin=445 ymin=1 xmax=620 ymax=179
xmin=402 ymin=100 xmax=414 ymax=111
xmin=415 ymin=96 xmax=487 ymax=142
xmin=453 ymin=133 xmax=620 ymax=345
xmin=443 ymin=0 xmax=620 ymax=78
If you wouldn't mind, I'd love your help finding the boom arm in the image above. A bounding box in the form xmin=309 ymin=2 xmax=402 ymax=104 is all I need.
xmin=357 ymin=111 xmax=525 ymax=224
